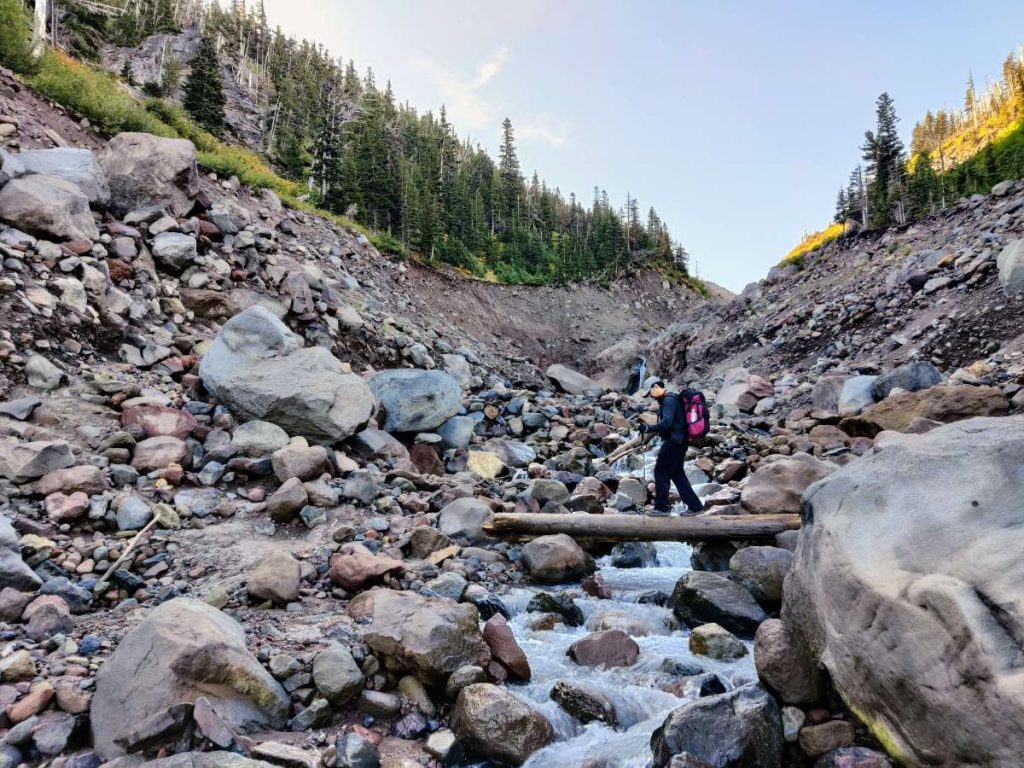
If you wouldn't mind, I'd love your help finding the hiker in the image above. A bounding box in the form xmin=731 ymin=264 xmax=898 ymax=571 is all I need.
xmin=638 ymin=379 xmax=705 ymax=516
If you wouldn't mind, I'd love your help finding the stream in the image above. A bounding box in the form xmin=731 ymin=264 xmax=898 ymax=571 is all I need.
xmin=480 ymin=448 xmax=755 ymax=767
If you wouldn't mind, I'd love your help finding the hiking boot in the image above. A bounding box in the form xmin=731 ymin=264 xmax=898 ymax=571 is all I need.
xmin=648 ymin=507 xmax=672 ymax=517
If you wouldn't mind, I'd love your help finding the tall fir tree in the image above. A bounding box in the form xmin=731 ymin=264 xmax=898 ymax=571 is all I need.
xmin=183 ymin=34 xmax=226 ymax=135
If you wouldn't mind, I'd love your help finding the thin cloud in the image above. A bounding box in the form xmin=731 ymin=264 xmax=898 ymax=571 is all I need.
xmin=416 ymin=48 xmax=569 ymax=147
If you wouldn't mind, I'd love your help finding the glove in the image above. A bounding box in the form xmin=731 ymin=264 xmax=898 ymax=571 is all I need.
xmin=638 ymin=423 xmax=649 ymax=435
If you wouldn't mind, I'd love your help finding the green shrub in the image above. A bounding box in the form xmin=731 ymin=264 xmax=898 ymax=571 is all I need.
xmin=369 ymin=230 xmax=405 ymax=256
xmin=0 ymin=0 xmax=37 ymax=75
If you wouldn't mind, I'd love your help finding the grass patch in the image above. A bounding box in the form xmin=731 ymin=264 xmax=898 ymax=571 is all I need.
xmin=780 ymin=222 xmax=845 ymax=267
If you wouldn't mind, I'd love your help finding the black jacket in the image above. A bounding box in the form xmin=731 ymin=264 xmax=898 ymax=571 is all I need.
xmin=648 ymin=393 xmax=688 ymax=444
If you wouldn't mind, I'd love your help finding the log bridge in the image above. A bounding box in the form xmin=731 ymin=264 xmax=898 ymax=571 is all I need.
xmin=482 ymin=512 xmax=800 ymax=543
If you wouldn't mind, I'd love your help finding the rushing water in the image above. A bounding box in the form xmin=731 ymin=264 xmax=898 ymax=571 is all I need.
xmin=482 ymin=540 xmax=757 ymax=768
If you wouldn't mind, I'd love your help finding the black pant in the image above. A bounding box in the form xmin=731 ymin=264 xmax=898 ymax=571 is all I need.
xmin=653 ymin=441 xmax=704 ymax=512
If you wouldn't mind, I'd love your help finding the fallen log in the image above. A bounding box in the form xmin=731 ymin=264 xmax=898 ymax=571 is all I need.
xmin=482 ymin=512 xmax=800 ymax=543
xmin=605 ymin=433 xmax=651 ymax=463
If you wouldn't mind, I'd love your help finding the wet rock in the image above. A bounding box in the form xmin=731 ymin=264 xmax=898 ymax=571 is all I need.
xmin=199 ymin=307 xmax=373 ymax=443
xmin=99 ymin=132 xmax=199 ymax=217
xmin=551 ymin=680 xmax=618 ymax=727
xmin=611 ymin=541 xmax=658 ymax=568
xmin=740 ymin=455 xmax=833 ymax=515
xmin=437 ymin=497 xmax=493 ymax=543
xmin=689 ymin=623 xmax=747 ymax=660
xmin=567 ymin=629 xmax=639 ymax=667
xmin=91 ymin=597 xmax=289 ymax=760
xmin=671 ymin=571 xmax=767 ymax=638
xmin=482 ymin=615 xmax=531 ymax=680
xmin=247 ymin=550 xmax=301 ymax=605
xmin=785 ymin=417 xmax=1024 ymax=765
xmin=521 ymin=533 xmax=595 ymax=584
xmin=526 ymin=592 xmax=584 ymax=626
xmin=587 ymin=608 xmax=652 ymax=636
xmin=690 ymin=542 xmax=738 ymax=572
xmin=728 ymin=546 xmax=792 ymax=605
xmin=651 ymin=684 xmax=783 ymax=768
xmin=799 ymin=721 xmax=856 ymax=759
xmin=0 ymin=174 xmax=99 ymax=241
xmin=335 ymin=731 xmax=379 ymax=768
xmin=451 ymin=683 xmax=553 ymax=765
xmin=347 ymin=588 xmax=483 ymax=685
xmin=754 ymin=619 xmax=823 ymax=706
xmin=0 ymin=439 xmax=74 ymax=483
xmin=367 ymin=369 xmax=462 ymax=433
xmin=329 ymin=543 xmax=403 ymax=591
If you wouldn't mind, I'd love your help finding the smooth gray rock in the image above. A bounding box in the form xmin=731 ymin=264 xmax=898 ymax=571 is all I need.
xmin=368 ymin=369 xmax=462 ymax=433
xmin=784 ymin=417 xmax=1024 ymax=766
xmin=25 ymin=355 xmax=63 ymax=390
xmin=437 ymin=416 xmax=477 ymax=450
xmin=521 ymin=534 xmax=595 ymax=585
xmin=232 ymin=420 xmax=290 ymax=457
xmin=871 ymin=361 xmax=942 ymax=401
xmin=98 ymin=132 xmax=199 ymax=217
xmin=91 ymin=598 xmax=289 ymax=760
xmin=437 ymin=497 xmax=494 ymax=543
xmin=199 ymin=306 xmax=373 ymax=443
xmin=0 ymin=439 xmax=74 ymax=483
xmin=671 ymin=570 xmax=767 ymax=638
xmin=545 ymin=363 xmax=603 ymax=396
xmin=997 ymin=238 xmax=1024 ymax=297
xmin=312 ymin=644 xmax=363 ymax=706
xmin=151 ymin=231 xmax=197 ymax=270
xmin=0 ymin=515 xmax=41 ymax=591
xmin=838 ymin=375 xmax=877 ymax=416
xmin=16 ymin=147 xmax=110 ymax=204
xmin=729 ymin=546 xmax=793 ymax=605
xmin=0 ymin=174 xmax=98 ymax=241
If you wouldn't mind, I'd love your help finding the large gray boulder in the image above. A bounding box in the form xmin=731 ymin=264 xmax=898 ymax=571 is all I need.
xmin=870 ymin=361 xmax=942 ymax=401
xmin=740 ymin=454 xmax=833 ymax=515
xmin=346 ymin=588 xmax=483 ymax=686
xmin=651 ymin=683 xmax=783 ymax=767
xmin=0 ymin=175 xmax=99 ymax=241
xmin=0 ymin=515 xmax=41 ymax=591
xmin=671 ymin=570 xmax=767 ymax=638
xmin=521 ymin=534 xmax=595 ymax=584
xmin=784 ymin=417 xmax=1024 ymax=766
xmin=91 ymin=597 xmax=290 ymax=760
xmin=838 ymin=375 xmax=877 ymax=416
xmin=16 ymin=147 xmax=110 ymax=205
xmin=997 ymin=238 xmax=1024 ymax=297
xmin=368 ymin=369 xmax=462 ymax=433
xmin=199 ymin=306 xmax=373 ymax=443
xmin=98 ymin=132 xmax=200 ymax=217
xmin=545 ymin=364 xmax=604 ymax=397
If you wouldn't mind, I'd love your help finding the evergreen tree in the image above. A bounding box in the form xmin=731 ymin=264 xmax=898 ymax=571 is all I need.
xmin=183 ymin=34 xmax=226 ymax=134
xmin=861 ymin=92 xmax=907 ymax=228
xmin=498 ymin=118 xmax=522 ymax=228
xmin=0 ymin=0 xmax=36 ymax=75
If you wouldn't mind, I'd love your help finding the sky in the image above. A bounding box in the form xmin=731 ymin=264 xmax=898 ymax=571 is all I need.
xmin=260 ymin=0 xmax=1024 ymax=292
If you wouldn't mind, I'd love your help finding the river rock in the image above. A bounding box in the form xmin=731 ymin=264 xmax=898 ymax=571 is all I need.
xmin=753 ymin=619 xmax=823 ymax=706
xmin=651 ymin=683 xmax=783 ymax=767
xmin=367 ymin=369 xmax=462 ymax=432
xmin=91 ymin=597 xmax=289 ymax=760
xmin=437 ymin=497 xmax=493 ymax=543
xmin=728 ymin=546 xmax=792 ymax=605
xmin=271 ymin=443 xmax=331 ymax=482
xmin=870 ymin=361 xmax=942 ymax=401
xmin=102 ymin=753 xmax=277 ymax=768
xmin=99 ymin=132 xmax=199 ymax=216
xmin=671 ymin=571 xmax=767 ymax=638
xmin=587 ymin=608 xmax=653 ymax=636
xmin=0 ymin=440 xmax=74 ymax=483
xmin=482 ymin=615 xmax=531 ymax=680
xmin=527 ymin=592 xmax=584 ymax=626
xmin=545 ymin=364 xmax=604 ymax=396
xmin=267 ymin=477 xmax=307 ymax=522
xmin=451 ymin=683 xmax=553 ymax=765
xmin=329 ymin=543 xmax=403 ymax=591
xmin=347 ymin=588 xmax=483 ymax=685
xmin=199 ymin=306 xmax=374 ymax=443
xmin=611 ymin=541 xmax=658 ymax=568
xmin=567 ymin=629 xmax=639 ymax=667
xmin=247 ymin=550 xmax=301 ymax=604
xmin=784 ymin=417 xmax=1024 ymax=765
xmin=689 ymin=623 xmax=747 ymax=660
xmin=740 ymin=455 xmax=833 ymax=515
xmin=521 ymin=533 xmax=595 ymax=584
xmin=312 ymin=644 xmax=363 ymax=706
xmin=0 ymin=174 xmax=99 ymax=241
xmin=550 ymin=680 xmax=618 ymax=727
xmin=14 ymin=147 xmax=110 ymax=204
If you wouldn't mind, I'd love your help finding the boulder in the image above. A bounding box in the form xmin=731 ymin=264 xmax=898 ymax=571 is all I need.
xmin=650 ymin=684 xmax=783 ymax=768
xmin=550 ymin=680 xmax=618 ymax=727
xmin=0 ymin=440 xmax=74 ymax=483
xmin=311 ymin=644 xmax=363 ymax=706
xmin=437 ymin=497 xmax=493 ymax=543
xmin=784 ymin=417 xmax=1024 ymax=766
xmin=329 ymin=543 xmax=403 ymax=591
xmin=740 ymin=455 xmax=833 ymax=515
xmin=91 ymin=597 xmax=289 ymax=760
xmin=25 ymin=354 xmax=63 ymax=390
xmin=367 ymin=369 xmax=462 ymax=433
xmin=246 ymin=550 xmax=300 ymax=605
xmin=199 ymin=307 xmax=374 ymax=443
xmin=729 ymin=546 xmax=793 ymax=605
xmin=545 ymin=364 xmax=604 ymax=397
xmin=754 ymin=619 xmax=823 ymax=706
xmin=451 ymin=683 xmax=553 ymax=765
xmin=101 ymin=753 xmax=277 ymax=768
xmin=98 ymin=132 xmax=199 ymax=217
xmin=689 ymin=623 xmax=747 ymax=660
xmin=838 ymin=376 xmax=877 ymax=416
xmin=521 ymin=533 xmax=595 ymax=584
xmin=232 ymin=420 xmax=290 ymax=456
xmin=121 ymin=405 xmax=197 ymax=439
xmin=347 ymin=589 xmax=483 ymax=686
xmin=567 ymin=629 xmax=639 ymax=667
xmin=843 ymin=384 xmax=1009 ymax=437
xmin=611 ymin=541 xmax=658 ymax=568
xmin=0 ymin=174 xmax=98 ymax=241
xmin=671 ymin=571 xmax=767 ymax=638
xmin=0 ymin=516 xmax=41 ymax=591
xmin=271 ymin=443 xmax=331 ymax=482
xmin=870 ymin=362 xmax=942 ymax=401
xmin=16 ymin=147 xmax=110 ymax=204
xmin=997 ymin=238 xmax=1024 ymax=297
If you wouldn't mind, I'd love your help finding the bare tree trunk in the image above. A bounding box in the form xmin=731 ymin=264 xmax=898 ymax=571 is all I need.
xmin=32 ymin=0 xmax=49 ymax=58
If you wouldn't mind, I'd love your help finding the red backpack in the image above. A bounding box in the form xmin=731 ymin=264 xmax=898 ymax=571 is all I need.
xmin=681 ymin=389 xmax=711 ymax=440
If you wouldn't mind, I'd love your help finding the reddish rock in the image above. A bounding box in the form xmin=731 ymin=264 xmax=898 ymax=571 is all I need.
xmin=6 ymin=684 xmax=54 ymax=723
xmin=45 ymin=491 xmax=89 ymax=523
xmin=329 ymin=543 xmax=404 ymax=591
xmin=409 ymin=443 xmax=445 ymax=476
xmin=106 ymin=259 xmax=134 ymax=282
xmin=30 ymin=464 xmax=106 ymax=496
xmin=566 ymin=630 xmax=639 ymax=668
xmin=482 ymin=616 xmax=531 ymax=681
xmin=131 ymin=435 xmax=189 ymax=472
xmin=121 ymin=405 xmax=197 ymax=439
